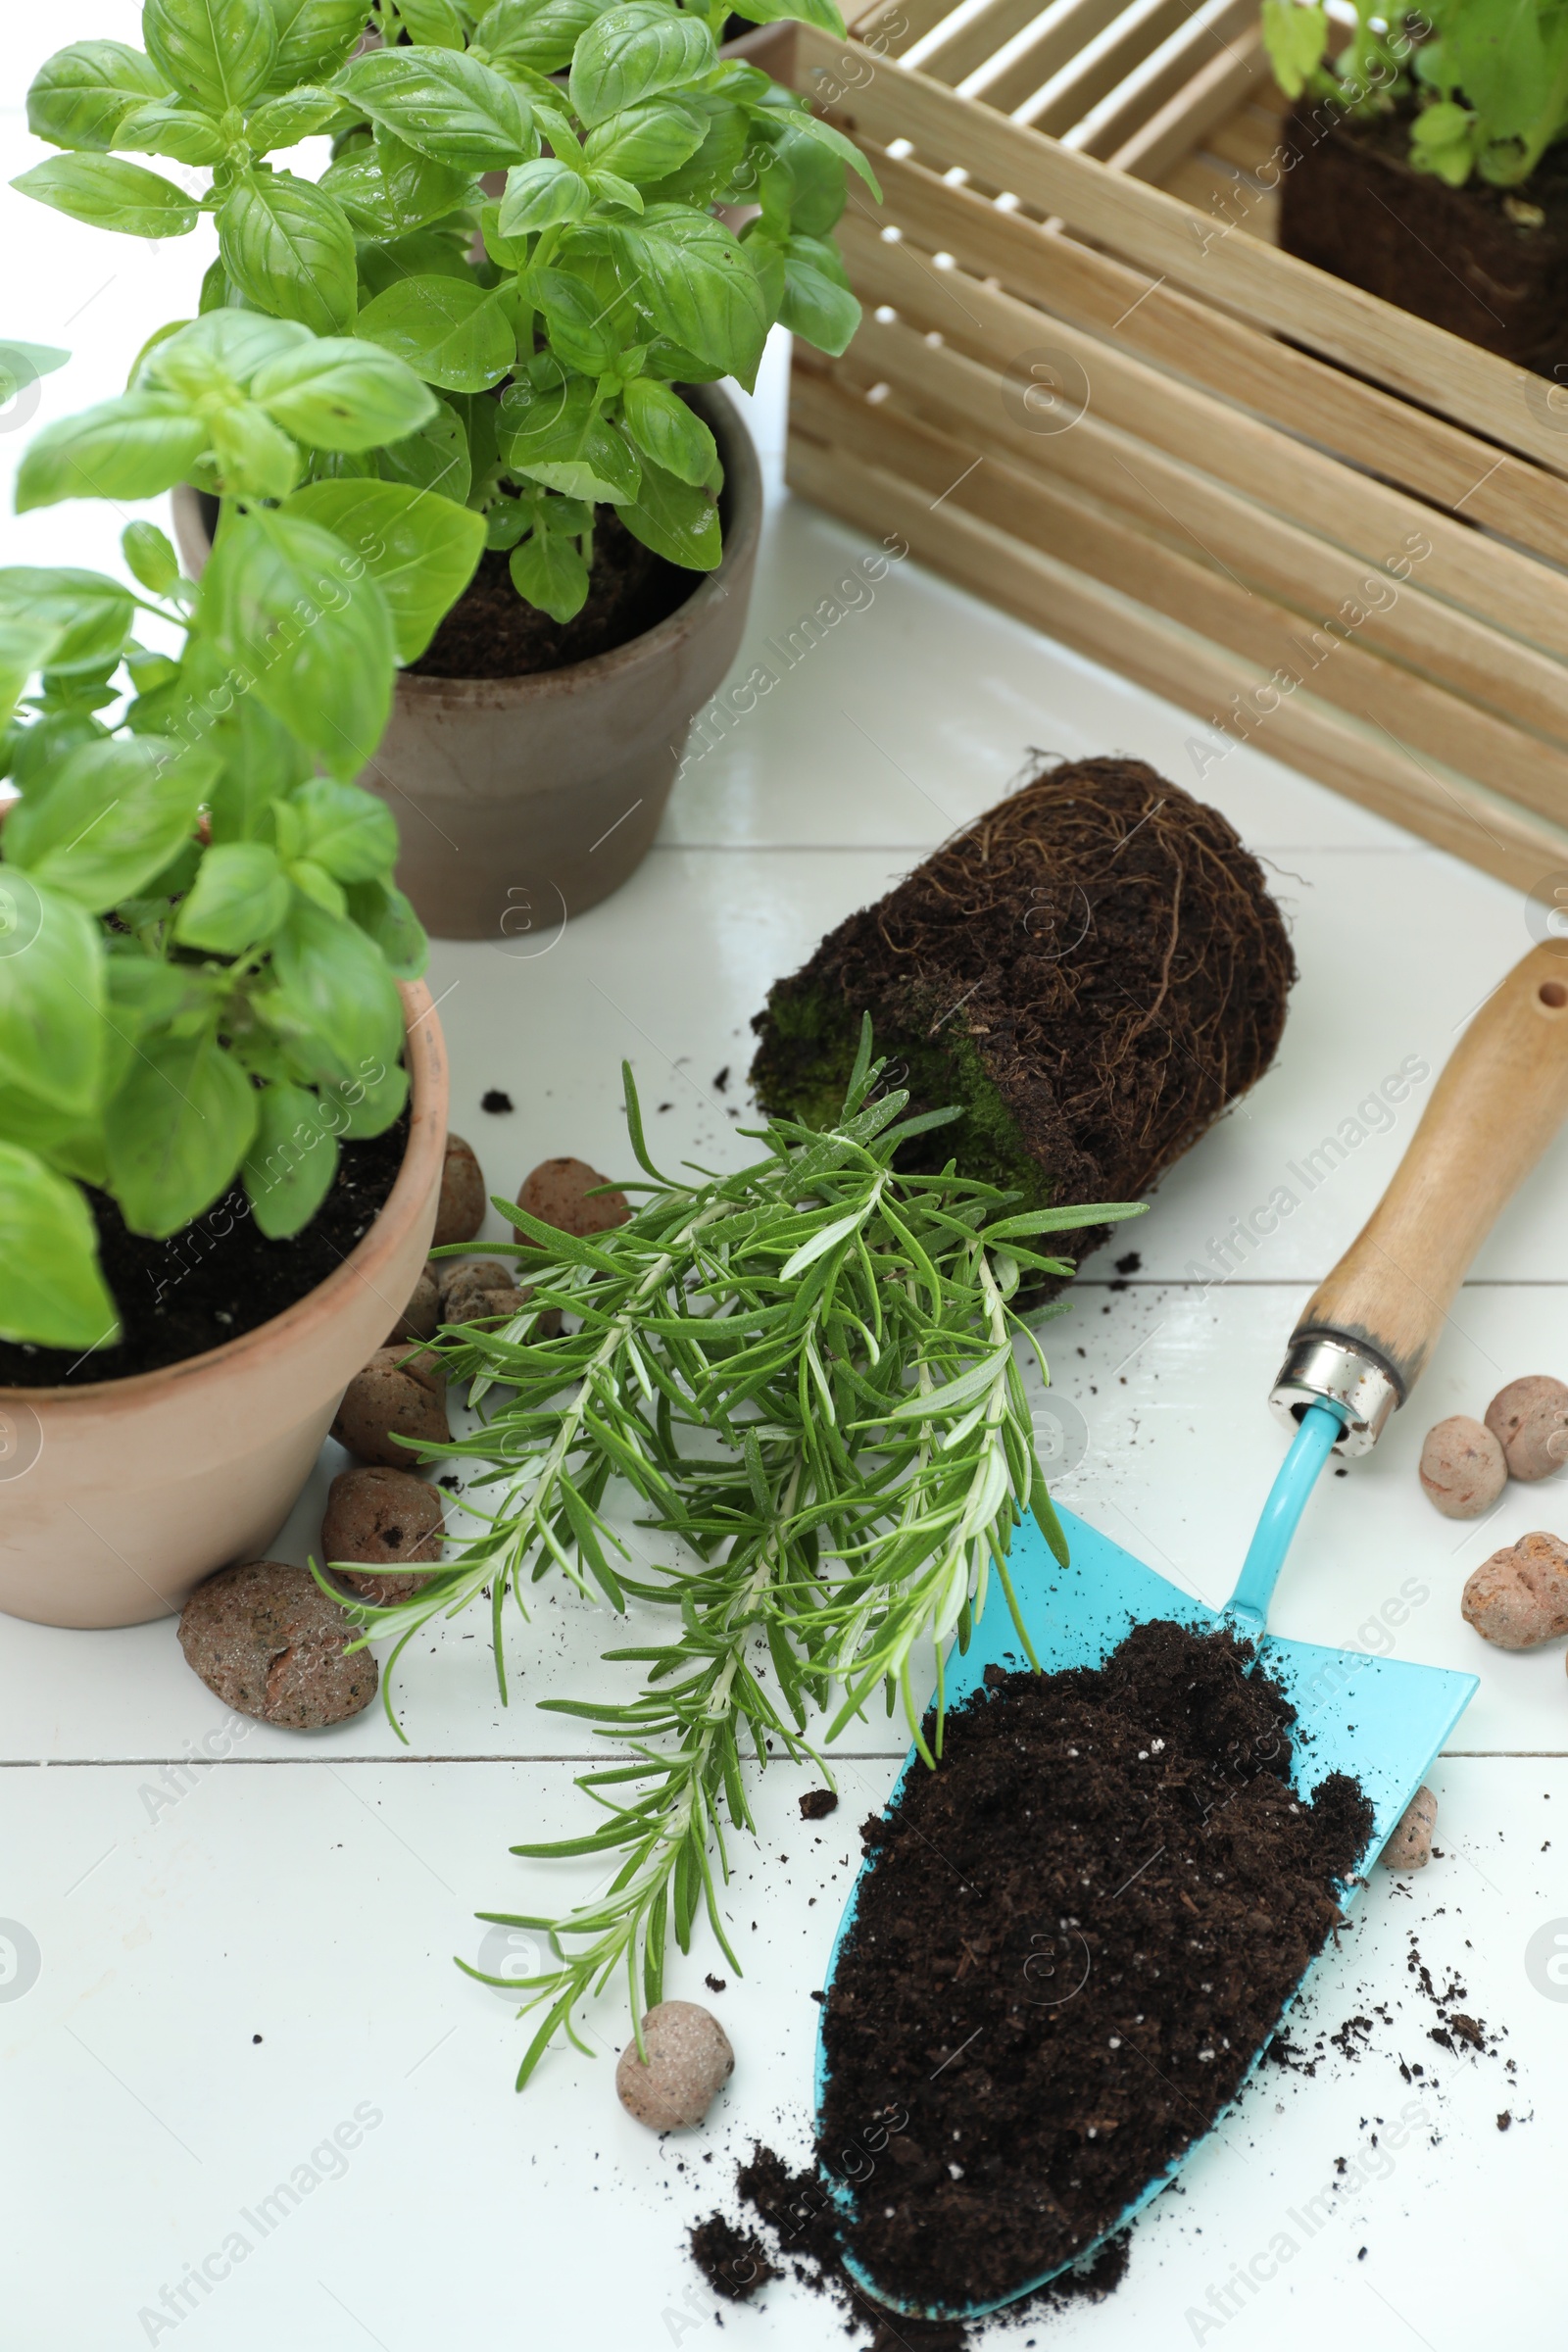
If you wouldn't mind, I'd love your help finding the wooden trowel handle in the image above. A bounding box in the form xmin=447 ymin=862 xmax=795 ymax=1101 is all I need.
xmin=1271 ymin=944 xmax=1568 ymax=1454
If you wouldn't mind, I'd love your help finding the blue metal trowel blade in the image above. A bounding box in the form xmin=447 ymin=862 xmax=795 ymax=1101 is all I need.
xmin=814 ymin=1405 xmax=1478 ymax=2323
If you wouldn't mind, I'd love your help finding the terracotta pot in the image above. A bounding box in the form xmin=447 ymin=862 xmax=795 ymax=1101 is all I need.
xmin=173 ymin=384 xmax=762 ymax=940
xmin=0 ymin=985 xmax=448 ymax=1631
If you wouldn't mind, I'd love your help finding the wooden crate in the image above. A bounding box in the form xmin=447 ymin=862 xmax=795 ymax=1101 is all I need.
xmin=784 ymin=7 xmax=1568 ymax=887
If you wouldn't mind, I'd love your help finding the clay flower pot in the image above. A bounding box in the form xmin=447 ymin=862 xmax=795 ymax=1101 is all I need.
xmin=0 ymin=984 xmax=448 ymax=1631
xmin=172 ymin=384 xmax=762 ymax=941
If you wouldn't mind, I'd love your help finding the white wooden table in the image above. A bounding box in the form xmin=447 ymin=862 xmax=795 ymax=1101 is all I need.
xmin=3 ymin=23 xmax=1563 ymax=2347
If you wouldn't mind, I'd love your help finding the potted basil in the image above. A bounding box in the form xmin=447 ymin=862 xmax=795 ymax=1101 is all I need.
xmin=1263 ymin=0 xmax=1568 ymax=381
xmin=17 ymin=0 xmax=876 ymax=937
xmin=0 ymin=314 xmax=472 ymax=1630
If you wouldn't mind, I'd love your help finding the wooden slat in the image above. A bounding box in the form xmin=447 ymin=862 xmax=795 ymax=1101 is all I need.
xmin=916 ymin=0 xmax=1050 ymax=84
xmin=835 ymin=144 xmax=1568 ymax=564
xmin=795 ymin=24 xmax=1568 ymax=476
xmin=1110 ymin=24 xmax=1267 ymax=177
xmin=1022 ymin=0 xmax=1200 ymax=135
xmin=796 ymin=365 xmax=1568 ymax=828
xmin=846 ymin=0 xmax=962 ymax=57
xmin=837 ymin=218 xmax=1568 ymax=662
xmin=1201 ymin=94 xmax=1290 ymax=173
xmin=1158 ymin=152 xmax=1276 ymax=235
xmin=1063 ymin=0 xmax=1258 ymax=157
xmin=785 ymin=424 xmax=1568 ymax=892
xmin=963 ymin=0 xmax=1147 ymax=110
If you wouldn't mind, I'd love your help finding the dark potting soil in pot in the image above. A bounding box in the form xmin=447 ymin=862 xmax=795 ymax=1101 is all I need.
xmin=409 ymin=508 xmax=697 ymax=680
xmin=0 ymin=1114 xmax=409 ymax=1388
xmin=803 ymin=1620 xmax=1371 ymax=2315
xmin=1280 ymin=99 xmax=1568 ymax=377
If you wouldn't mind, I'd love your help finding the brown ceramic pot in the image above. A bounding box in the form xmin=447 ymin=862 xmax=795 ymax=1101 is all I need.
xmin=172 ymin=384 xmax=762 ymax=941
xmin=0 ymin=984 xmax=448 ymax=1631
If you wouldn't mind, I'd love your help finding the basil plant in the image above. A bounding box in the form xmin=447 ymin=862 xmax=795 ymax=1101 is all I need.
xmin=0 ymin=313 xmax=483 ymax=1354
xmin=16 ymin=0 xmax=877 ymax=625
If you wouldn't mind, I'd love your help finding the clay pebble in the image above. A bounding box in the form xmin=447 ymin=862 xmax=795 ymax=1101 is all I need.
xmin=1418 ymin=1415 xmax=1506 ymax=1518
xmin=432 ymin=1132 xmax=487 ymax=1247
xmin=322 ymin=1465 xmax=444 ymax=1603
xmin=436 ymin=1253 xmax=561 ymax=1338
xmin=385 ymin=1264 xmax=439 ymax=1346
xmin=1484 ymin=1374 xmax=1568 ymax=1482
xmin=518 ymin=1155 xmax=630 ymax=1239
xmin=178 ymin=1560 xmax=377 ymax=1729
xmin=331 ymin=1345 xmax=450 ymax=1467
xmin=615 ymin=2000 xmax=734 ymax=2131
xmin=1461 ymin=1530 xmax=1568 ymax=1648
xmin=1380 ymin=1784 xmax=1438 ymax=1871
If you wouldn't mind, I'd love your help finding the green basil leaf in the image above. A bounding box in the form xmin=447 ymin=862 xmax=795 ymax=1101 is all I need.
xmin=13 ymin=392 xmax=208 ymax=513
xmin=11 ymin=153 xmax=198 ymax=239
xmin=321 ymin=134 xmax=478 ymax=236
xmin=318 ymin=1052 xmax=408 ymax=1139
xmin=767 ymin=122 xmax=847 ymax=233
xmin=355 ymin=275 xmax=516 ymax=394
xmin=173 ymin=840 xmax=292 ymax=954
xmin=241 ymin=1079 xmax=340 ymax=1237
xmin=612 ymin=207 xmax=767 ymax=383
xmin=144 ymin=307 xmax=315 ymax=396
xmin=618 ymin=376 xmax=715 ymax=487
xmin=588 ymin=168 xmax=643 ymax=213
xmin=265 ymin=0 xmax=368 ymax=88
xmin=568 ymin=3 xmax=715 ymax=128
xmin=486 ymin=491 xmax=539 ymax=548
xmin=287 ymin=774 xmax=400 ymax=881
xmin=510 ymin=528 xmax=589 ymax=623
xmin=207 ymin=399 xmax=303 ymax=500
xmin=779 ymin=252 xmax=859 ymax=355
xmin=218 ymin=172 xmax=358 ymax=334
xmin=283 ymin=476 xmax=486 ymax=662
xmin=0 ymin=569 xmax=135 ymax=676
xmin=615 ymin=457 xmax=719 ymax=570
xmin=532 ymin=266 xmax=621 ymax=375
xmin=473 ymin=0 xmax=612 ymax=76
xmin=0 ymin=872 xmax=105 ymax=1115
xmin=25 ymin=41 xmax=169 ymax=152
xmin=583 ymin=100 xmax=707 ymax=182
xmin=776 ymin=106 xmax=880 ymax=199
xmin=251 ymin=336 xmax=436 ymax=450
xmin=333 ymin=46 xmax=536 ymax=172
xmin=734 ymin=0 xmax=843 ymax=23
xmin=497 ymin=155 xmax=592 ymax=233
xmin=4 ymin=735 xmax=216 ymax=911
xmin=641 ymin=96 xmax=750 ymax=205
xmin=122 ymin=522 xmax=182 ymax=597
xmin=397 ymin=0 xmax=469 ymax=44
xmin=265 ymin=895 xmax=405 ymax=1086
xmin=378 ymin=396 xmax=472 ymax=503
xmin=0 ymin=619 xmax=64 ymax=731
xmin=358 ymin=226 xmax=475 ymax=300
xmin=200 ymin=681 xmax=314 ymax=843
xmin=143 ymin=0 xmax=277 ymax=111
xmin=244 ymin=85 xmax=351 ymax=151
xmin=739 ymin=223 xmax=785 ymax=317
xmin=104 ymin=1026 xmax=260 ymax=1237
xmin=284 ymin=856 xmax=347 ymax=915
xmin=115 ymin=99 xmax=228 ymax=165
xmin=0 ymin=1144 xmax=119 ymax=1348
xmin=345 ymin=877 xmax=427 ymax=982
xmin=497 ymin=376 xmax=640 ymax=502
xmin=200 ymin=508 xmax=396 ymax=778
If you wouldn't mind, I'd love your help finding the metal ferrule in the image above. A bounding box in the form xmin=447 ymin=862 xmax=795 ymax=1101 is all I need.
xmin=1268 ymin=1333 xmax=1402 ymax=1459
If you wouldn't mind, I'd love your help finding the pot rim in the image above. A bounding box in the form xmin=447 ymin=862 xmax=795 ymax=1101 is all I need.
xmin=0 ymin=979 xmax=447 ymax=1415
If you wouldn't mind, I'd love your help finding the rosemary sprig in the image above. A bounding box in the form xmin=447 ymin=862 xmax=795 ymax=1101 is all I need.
xmin=354 ymin=1022 xmax=1143 ymax=2080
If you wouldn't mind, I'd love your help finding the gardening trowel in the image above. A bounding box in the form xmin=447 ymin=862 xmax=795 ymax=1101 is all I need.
xmin=817 ymin=940 xmax=1568 ymax=2320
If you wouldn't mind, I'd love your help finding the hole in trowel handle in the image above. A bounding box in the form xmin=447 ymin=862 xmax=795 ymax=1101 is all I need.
xmin=1540 ymin=980 xmax=1568 ymax=1008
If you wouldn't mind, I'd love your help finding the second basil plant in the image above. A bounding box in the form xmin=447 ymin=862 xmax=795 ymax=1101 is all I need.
xmin=17 ymin=0 xmax=876 ymax=625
